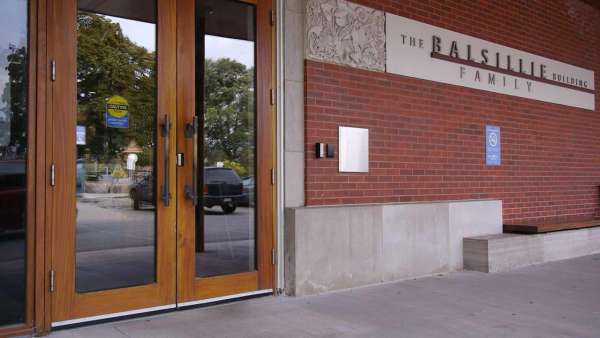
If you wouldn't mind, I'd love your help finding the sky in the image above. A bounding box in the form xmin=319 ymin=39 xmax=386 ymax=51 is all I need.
xmin=109 ymin=16 xmax=254 ymax=68
xmin=110 ymin=16 xmax=156 ymax=52
xmin=205 ymin=35 xmax=254 ymax=68
xmin=0 ymin=0 xmax=28 ymax=116
xmin=0 ymin=10 xmax=253 ymax=119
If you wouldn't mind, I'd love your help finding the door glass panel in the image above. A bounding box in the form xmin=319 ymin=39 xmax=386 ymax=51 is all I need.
xmin=195 ymin=0 xmax=257 ymax=277
xmin=75 ymin=0 xmax=157 ymax=292
xmin=0 ymin=0 xmax=28 ymax=325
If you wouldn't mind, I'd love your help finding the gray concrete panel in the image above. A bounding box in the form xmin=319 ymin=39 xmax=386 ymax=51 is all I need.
xmin=448 ymin=200 xmax=503 ymax=270
xmin=381 ymin=203 xmax=450 ymax=281
xmin=283 ymin=1 xmax=305 ymax=209
xmin=283 ymin=9 xmax=304 ymax=82
xmin=464 ymin=227 xmax=600 ymax=273
xmin=283 ymin=151 xmax=304 ymax=207
xmin=292 ymin=206 xmax=384 ymax=295
xmin=286 ymin=200 xmax=502 ymax=295
xmin=283 ymin=80 xmax=304 ymax=153
xmin=285 ymin=0 xmax=303 ymax=14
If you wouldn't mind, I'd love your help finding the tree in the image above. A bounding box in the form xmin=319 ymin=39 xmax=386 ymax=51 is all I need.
xmin=203 ymin=58 xmax=255 ymax=173
xmin=1 ymin=44 xmax=27 ymax=159
xmin=76 ymin=13 xmax=256 ymax=174
xmin=77 ymin=12 xmax=156 ymax=166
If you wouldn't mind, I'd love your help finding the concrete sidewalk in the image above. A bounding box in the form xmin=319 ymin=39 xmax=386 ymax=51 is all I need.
xmin=50 ymin=254 xmax=600 ymax=338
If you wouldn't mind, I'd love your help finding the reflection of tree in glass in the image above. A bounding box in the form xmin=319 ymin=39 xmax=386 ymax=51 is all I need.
xmin=0 ymin=44 xmax=27 ymax=160
xmin=77 ymin=12 xmax=156 ymax=166
xmin=204 ymin=58 xmax=254 ymax=175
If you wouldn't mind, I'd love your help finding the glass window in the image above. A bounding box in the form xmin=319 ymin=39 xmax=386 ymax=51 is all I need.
xmin=195 ymin=0 xmax=257 ymax=278
xmin=0 ymin=0 xmax=28 ymax=326
xmin=205 ymin=168 xmax=242 ymax=182
xmin=75 ymin=0 xmax=158 ymax=292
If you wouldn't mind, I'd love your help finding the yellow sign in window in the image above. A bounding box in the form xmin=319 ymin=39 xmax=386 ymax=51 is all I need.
xmin=106 ymin=96 xmax=129 ymax=128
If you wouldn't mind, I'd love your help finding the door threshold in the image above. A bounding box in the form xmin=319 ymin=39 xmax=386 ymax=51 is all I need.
xmin=51 ymin=289 xmax=273 ymax=329
xmin=177 ymin=289 xmax=273 ymax=308
xmin=51 ymin=304 xmax=177 ymax=328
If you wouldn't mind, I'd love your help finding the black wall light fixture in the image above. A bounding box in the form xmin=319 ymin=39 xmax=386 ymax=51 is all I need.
xmin=315 ymin=143 xmax=335 ymax=158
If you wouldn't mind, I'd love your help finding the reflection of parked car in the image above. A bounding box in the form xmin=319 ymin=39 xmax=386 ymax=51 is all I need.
xmin=130 ymin=175 xmax=154 ymax=210
xmin=76 ymin=158 xmax=86 ymax=192
xmin=239 ymin=176 xmax=254 ymax=207
xmin=204 ymin=167 xmax=244 ymax=214
xmin=0 ymin=160 xmax=26 ymax=234
xmin=128 ymin=168 xmax=244 ymax=214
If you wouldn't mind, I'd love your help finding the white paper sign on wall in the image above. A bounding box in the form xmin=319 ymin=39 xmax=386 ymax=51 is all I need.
xmin=386 ymin=14 xmax=595 ymax=110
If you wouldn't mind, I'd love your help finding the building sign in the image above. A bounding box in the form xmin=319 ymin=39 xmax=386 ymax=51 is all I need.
xmin=76 ymin=125 xmax=86 ymax=145
xmin=386 ymin=14 xmax=595 ymax=110
xmin=485 ymin=125 xmax=501 ymax=166
xmin=105 ymin=95 xmax=129 ymax=128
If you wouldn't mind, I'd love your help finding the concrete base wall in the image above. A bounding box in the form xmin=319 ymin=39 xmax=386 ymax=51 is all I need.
xmin=464 ymin=227 xmax=600 ymax=273
xmin=284 ymin=200 xmax=502 ymax=296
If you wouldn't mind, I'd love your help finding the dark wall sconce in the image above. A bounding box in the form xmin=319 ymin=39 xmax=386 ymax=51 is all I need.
xmin=315 ymin=143 xmax=335 ymax=158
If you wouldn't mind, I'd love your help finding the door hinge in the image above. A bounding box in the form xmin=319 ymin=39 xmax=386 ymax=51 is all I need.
xmin=270 ymin=88 xmax=275 ymax=106
xmin=49 ymin=270 xmax=55 ymax=292
xmin=271 ymin=248 xmax=277 ymax=265
xmin=270 ymin=9 xmax=275 ymax=26
xmin=270 ymin=168 xmax=275 ymax=185
xmin=50 ymin=162 xmax=56 ymax=187
xmin=51 ymin=60 xmax=56 ymax=81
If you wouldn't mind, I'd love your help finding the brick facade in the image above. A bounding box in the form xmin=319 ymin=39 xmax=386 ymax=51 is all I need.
xmin=304 ymin=0 xmax=600 ymax=223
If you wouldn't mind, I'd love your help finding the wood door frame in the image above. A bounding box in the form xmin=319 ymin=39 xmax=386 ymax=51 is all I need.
xmin=0 ymin=0 xmax=275 ymax=336
xmin=45 ymin=0 xmax=178 ymax=324
xmin=0 ymin=0 xmax=276 ymax=335
xmin=254 ymin=0 xmax=276 ymax=293
xmin=176 ymin=0 xmax=275 ymax=303
xmin=0 ymin=0 xmax=44 ymax=336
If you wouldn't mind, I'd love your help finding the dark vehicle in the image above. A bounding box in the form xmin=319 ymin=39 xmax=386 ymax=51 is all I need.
xmin=0 ymin=160 xmax=26 ymax=235
xmin=129 ymin=167 xmax=243 ymax=214
xmin=204 ymin=167 xmax=244 ymax=214
xmin=239 ymin=176 xmax=254 ymax=207
xmin=129 ymin=174 xmax=154 ymax=210
xmin=76 ymin=158 xmax=86 ymax=192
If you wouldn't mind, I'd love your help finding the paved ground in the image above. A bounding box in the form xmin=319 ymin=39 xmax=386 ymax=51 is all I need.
xmin=0 ymin=197 xmax=256 ymax=322
xmin=75 ymin=198 xmax=255 ymax=291
xmin=47 ymin=254 xmax=600 ymax=338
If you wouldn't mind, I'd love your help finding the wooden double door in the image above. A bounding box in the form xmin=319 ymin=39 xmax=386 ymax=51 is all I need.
xmin=48 ymin=0 xmax=274 ymax=324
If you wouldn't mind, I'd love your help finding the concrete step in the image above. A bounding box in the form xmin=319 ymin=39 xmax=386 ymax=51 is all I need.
xmin=463 ymin=227 xmax=600 ymax=273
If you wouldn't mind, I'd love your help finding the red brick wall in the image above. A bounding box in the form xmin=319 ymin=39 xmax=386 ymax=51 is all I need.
xmin=304 ymin=0 xmax=600 ymax=223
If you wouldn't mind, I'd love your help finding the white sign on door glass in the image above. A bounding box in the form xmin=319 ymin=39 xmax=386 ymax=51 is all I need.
xmin=386 ymin=14 xmax=595 ymax=110
xmin=76 ymin=125 xmax=86 ymax=145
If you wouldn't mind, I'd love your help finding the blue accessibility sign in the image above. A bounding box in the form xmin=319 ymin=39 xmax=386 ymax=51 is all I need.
xmin=485 ymin=125 xmax=501 ymax=166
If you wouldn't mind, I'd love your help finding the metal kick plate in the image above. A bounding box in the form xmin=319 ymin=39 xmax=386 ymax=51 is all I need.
xmin=338 ymin=126 xmax=369 ymax=173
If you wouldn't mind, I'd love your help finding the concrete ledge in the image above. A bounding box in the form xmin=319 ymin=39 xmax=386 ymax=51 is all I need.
xmin=464 ymin=227 xmax=600 ymax=273
xmin=285 ymin=199 xmax=502 ymax=296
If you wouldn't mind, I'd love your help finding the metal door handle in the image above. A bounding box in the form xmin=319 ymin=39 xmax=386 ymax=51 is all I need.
xmin=161 ymin=114 xmax=171 ymax=206
xmin=184 ymin=116 xmax=198 ymax=205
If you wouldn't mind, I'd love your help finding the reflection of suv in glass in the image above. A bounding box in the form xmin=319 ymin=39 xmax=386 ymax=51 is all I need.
xmin=204 ymin=167 xmax=244 ymax=214
xmin=239 ymin=176 xmax=254 ymax=207
xmin=129 ymin=168 xmax=244 ymax=214
xmin=76 ymin=159 xmax=86 ymax=192
xmin=130 ymin=175 xmax=154 ymax=210
xmin=0 ymin=160 xmax=26 ymax=235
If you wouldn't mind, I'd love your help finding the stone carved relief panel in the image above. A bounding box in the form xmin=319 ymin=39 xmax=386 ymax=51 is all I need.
xmin=306 ymin=0 xmax=386 ymax=71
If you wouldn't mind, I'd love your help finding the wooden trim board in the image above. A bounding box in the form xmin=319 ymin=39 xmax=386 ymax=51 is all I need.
xmin=504 ymin=219 xmax=600 ymax=234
